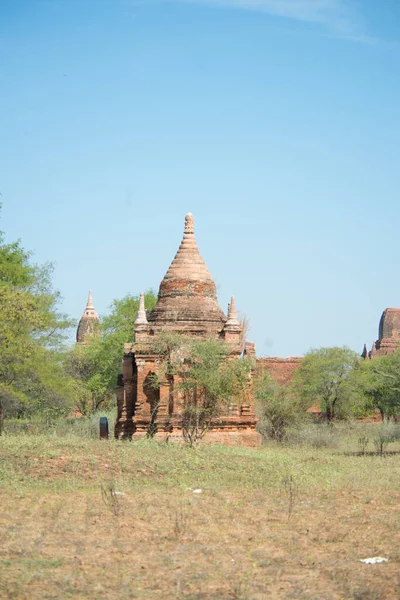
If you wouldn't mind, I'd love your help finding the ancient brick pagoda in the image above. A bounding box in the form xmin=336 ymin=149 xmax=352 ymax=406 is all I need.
xmin=362 ymin=308 xmax=400 ymax=358
xmin=114 ymin=213 xmax=261 ymax=446
xmin=76 ymin=290 xmax=100 ymax=344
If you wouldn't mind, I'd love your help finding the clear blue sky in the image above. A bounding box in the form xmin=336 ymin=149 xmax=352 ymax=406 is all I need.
xmin=1 ymin=0 xmax=400 ymax=357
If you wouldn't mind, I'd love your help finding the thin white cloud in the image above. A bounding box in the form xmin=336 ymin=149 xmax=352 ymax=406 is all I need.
xmin=124 ymin=0 xmax=381 ymax=43
xmin=168 ymin=0 xmax=367 ymax=38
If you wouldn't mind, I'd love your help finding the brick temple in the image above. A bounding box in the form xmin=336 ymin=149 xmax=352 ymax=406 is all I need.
xmin=114 ymin=213 xmax=261 ymax=446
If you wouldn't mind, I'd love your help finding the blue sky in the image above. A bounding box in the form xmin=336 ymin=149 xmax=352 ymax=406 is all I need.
xmin=1 ymin=0 xmax=400 ymax=356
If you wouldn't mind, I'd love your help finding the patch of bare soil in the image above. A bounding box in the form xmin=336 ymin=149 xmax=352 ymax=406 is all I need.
xmin=0 ymin=486 xmax=398 ymax=599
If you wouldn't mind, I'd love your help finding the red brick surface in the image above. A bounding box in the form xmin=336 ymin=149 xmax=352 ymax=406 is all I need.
xmin=256 ymin=357 xmax=301 ymax=386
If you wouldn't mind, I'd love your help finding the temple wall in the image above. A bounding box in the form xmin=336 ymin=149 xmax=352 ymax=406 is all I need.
xmin=375 ymin=339 xmax=400 ymax=355
xmin=256 ymin=357 xmax=302 ymax=386
xmin=115 ymin=349 xmax=260 ymax=443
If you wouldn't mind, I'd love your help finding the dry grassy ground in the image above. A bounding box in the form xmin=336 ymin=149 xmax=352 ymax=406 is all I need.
xmin=0 ymin=425 xmax=399 ymax=599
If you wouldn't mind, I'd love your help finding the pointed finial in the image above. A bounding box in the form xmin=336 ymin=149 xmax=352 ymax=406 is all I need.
xmin=86 ymin=289 xmax=94 ymax=310
xmin=135 ymin=293 xmax=148 ymax=326
xmin=184 ymin=212 xmax=195 ymax=236
xmin=225 ymin=295 xmax=240 ymax=326
xmin=361 ymin=343 xmax=368 ymax=359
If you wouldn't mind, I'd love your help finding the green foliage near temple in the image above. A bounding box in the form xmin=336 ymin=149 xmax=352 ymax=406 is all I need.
xmin=179 ymin=337 xmax=252 ymax=404
xmin=147 ymin=334 xmax=254 ymax=445
xmin=65 ymin=292 xmax=158 ymax=414
xmin=293 ymin=346 xmax=360 ymax=422
xmin=255 ymin=372 xmax=310 ymax=441
xmin=255 ymin=347 xmax=367 ymax=443
xmin=350 ymin=349 xmax=400 ymax=421
xmin=289 ymin=346 xmax=400 ymax=426
xmin=0 ymin=216 xmax=75 ymax=430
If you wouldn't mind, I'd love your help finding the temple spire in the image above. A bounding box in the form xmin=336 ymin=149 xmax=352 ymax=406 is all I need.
xmin=225 ymin=296 xmax=240 ymax=326
xmin=158 ymin=213 xmax=214 ymax=287
xmin=86 ymin=289 xmax=94 ymax=310
xmin=135 ymin=293 xmax=148 ymax=326
xmin=184 ymin=212 xmax=195 ymax=236
xmin=361 ymin=343 xmax=368 ymax=360
xmin=147 ymin=213 xmax=227 ymax=333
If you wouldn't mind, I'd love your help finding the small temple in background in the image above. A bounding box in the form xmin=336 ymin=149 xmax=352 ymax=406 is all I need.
xmin=76 ymin=290 xmax=100 ymax=344
xmin=114 ymin=213 xmax=261 ymax=446
xmin=362 ymin=308 xmax=400 ymax=359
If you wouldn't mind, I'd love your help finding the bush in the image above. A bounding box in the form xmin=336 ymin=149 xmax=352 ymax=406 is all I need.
xmin=255 ymin=374 xmax=305 ymax=442
xmin=372 ymin=423 xmax=400 ymax=455
xmin=285 ymin=422 xmax=338 ymax=448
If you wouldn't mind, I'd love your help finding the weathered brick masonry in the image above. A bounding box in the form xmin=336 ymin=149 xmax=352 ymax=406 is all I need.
xmin=363 ymin=307 xmax=400 ymax=358
xmin=256 ymin=357 xmax=301 ymax=386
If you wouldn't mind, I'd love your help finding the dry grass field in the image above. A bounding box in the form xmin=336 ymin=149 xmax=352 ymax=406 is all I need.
xmin=0 ymin=421 xmax=399 ymax=599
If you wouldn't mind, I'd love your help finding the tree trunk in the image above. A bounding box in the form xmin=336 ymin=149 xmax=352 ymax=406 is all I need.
xmin=0 ymin=398 xmax=4 ymax=435
xmin=331 ymin=398 xmax=337 ymax=421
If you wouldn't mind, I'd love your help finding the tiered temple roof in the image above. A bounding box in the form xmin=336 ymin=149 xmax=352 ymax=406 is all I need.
xmin=148 ymin=213 xmax=227 ymax=335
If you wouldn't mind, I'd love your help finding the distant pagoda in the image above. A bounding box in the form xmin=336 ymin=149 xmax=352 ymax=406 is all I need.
xmin=76 ymin=290 xmax=100 ymax=344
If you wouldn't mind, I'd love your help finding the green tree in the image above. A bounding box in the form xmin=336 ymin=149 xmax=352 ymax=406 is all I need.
xmin=294 ymin=347 xmax=359 ymax=422
xmin=62 ymin=343 xmax=99 ymax=415
xmin=255 ymin=372 xmax=307 ymax=441
xmin=181 ymin=339 xmax=253 ymax=446
xmin=354 ymin=351 xmax=400 ymax=421
xmin=150 ymin=334 xmax=253 ymax=446
xmin=0 ymin=223 xmax=74 ymax=430
xmin=101 ymin=292 xmax=157 ymax=342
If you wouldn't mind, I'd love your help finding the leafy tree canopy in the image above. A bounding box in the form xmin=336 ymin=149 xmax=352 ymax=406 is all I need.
xmin=255 ymin=372 xmax=309 ymax=441
xmin=294 ymin=346 xmax=359 ymax=421
xmin=0 ymin=218 xmax=75 ymax=427
xmin=353 ymin=350 xmax=400 ymax=421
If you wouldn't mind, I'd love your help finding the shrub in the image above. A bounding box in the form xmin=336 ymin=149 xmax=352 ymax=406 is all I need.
xmin=285 ymin=423 xmax=338 ymax=448
xmin=255 ymin=374 xmax=305 ymax=442
xmin=372 ymin=423 xmax=399 ymax=455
